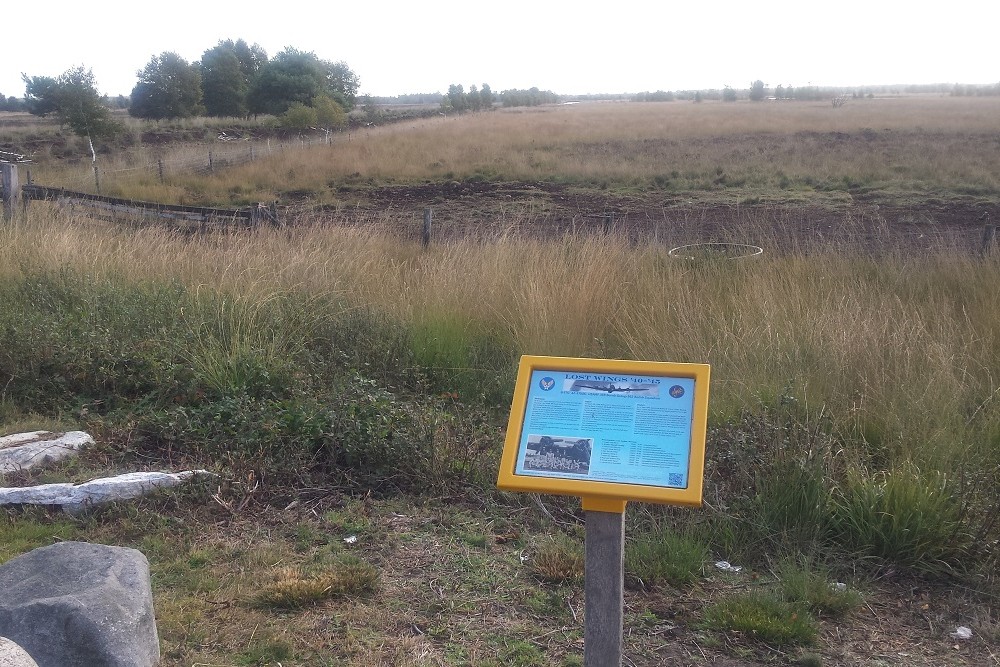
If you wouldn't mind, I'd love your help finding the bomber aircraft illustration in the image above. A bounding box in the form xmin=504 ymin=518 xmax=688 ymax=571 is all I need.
xmin=570 ymin=380 xmax=651 ymax=394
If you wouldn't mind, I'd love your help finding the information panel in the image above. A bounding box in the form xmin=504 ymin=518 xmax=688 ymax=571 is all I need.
xmin=498 ymin=356 xmax=710 ymax=510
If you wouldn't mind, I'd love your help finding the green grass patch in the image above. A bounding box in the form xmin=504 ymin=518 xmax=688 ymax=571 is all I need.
xmin=530 ymin=533 xmax=584 ymax=584
xmin=252 ymin=555 xmax=379 ymax=609
xmin=778 ymin=559 xmax=863 ymax=618
xmin=625 ymin=525 xmax=708 ymax=589
xmin=0 ymin=512 xmax=79 ymax=563
xmin=702 ymin=590 xmax=818 ymax=647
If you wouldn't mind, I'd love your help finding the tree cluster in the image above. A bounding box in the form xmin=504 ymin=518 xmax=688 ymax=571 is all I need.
xmin=0 ymin=95 xmax=26 ymax=112
xmin=127 ymin=40 xmax=359 ymax=122
xmin=499 ymin=88 xmax=559 ymax=107
xmin=632 ymin=90 xmax=675 ymax=102
xmin=440 ymin=84 xmax=494 ymax=112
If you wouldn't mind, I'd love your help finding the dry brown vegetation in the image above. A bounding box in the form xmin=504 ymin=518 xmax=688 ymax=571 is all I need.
xmin=2 ymin=96 xmax=1000 ymax=666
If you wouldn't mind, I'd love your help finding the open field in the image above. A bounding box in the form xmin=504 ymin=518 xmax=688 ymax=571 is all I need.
xmin=8 ymin=96 xmax=998 ymax=253
xmin=2 ymin=98 xmax=1000 ymax=665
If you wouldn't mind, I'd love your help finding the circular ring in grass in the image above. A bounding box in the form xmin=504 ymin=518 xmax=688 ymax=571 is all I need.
xmin=668 ymin=242 xmax=764 ymax=261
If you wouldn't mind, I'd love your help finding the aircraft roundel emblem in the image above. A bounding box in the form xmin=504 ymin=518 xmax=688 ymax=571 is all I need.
xmin=539 ymin=377 xmax=556 ymax=391
xmin=669 ymin=385 xmax=685 ymax=398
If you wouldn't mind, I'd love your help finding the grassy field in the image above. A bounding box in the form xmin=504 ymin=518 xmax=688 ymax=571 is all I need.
xmin=8 ymin=96 xmax=1000 ymax=208
xmin=2 ymin=98 xmax=999 ymax=666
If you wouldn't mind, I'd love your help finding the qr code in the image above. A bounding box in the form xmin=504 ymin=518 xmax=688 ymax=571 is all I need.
xmin=668 ymin=473 xmax=684 ymax=487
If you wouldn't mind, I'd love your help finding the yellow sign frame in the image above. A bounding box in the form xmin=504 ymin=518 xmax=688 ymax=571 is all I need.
xmin=497 ymin=355 xmax=710 ymax=513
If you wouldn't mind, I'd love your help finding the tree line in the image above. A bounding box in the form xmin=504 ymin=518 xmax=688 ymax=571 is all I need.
xmin=17 ymin=39 xmax=360 ymax=143
xmin=438 ymin=84 xmax=562 ymax=112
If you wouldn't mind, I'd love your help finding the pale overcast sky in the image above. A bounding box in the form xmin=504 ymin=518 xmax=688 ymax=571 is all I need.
xmin=2 ymin=0 xmax=997 ymax=99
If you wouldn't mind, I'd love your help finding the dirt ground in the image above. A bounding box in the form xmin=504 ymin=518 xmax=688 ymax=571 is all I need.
xmin=318 ymin=180 xmax=998 ymax=255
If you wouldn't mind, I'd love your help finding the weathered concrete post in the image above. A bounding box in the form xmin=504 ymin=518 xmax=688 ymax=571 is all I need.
xmin=584 ymin=509 xmax=625 ymax=666
xmin=1 ymin=163 xmax=20 ymax=221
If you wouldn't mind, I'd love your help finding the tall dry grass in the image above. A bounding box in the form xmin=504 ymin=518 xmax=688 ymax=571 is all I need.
xmin=17 ymin=96 xmax=1000 ymax=205
xmin=218 ymin=97 xmax=1000 ymax=196
xmin=4 ymin=208 xmax=997 ymax=470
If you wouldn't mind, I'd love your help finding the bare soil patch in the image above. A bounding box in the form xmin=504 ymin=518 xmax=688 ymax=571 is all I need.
xmin=325 ymin=179 xmax=996 ymax=253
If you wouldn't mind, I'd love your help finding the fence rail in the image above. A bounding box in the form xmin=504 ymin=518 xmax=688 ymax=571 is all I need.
xmin=2 ymin=164 xmax=278 ymax=228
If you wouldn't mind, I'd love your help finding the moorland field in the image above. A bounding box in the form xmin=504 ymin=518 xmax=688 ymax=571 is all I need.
xmin=1 ymin=96 xmax=999 ymax=666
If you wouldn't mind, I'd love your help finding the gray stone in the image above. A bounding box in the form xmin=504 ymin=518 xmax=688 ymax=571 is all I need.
xmin=0 ymin=638 xmax=39 ymax=667
xmin=0 ymin=469 xmax=215 ymax=514
xmin=0 ymin=431 xmax=93 ymax=475
xmin=0 ymin=542 xmax=159 ymax=667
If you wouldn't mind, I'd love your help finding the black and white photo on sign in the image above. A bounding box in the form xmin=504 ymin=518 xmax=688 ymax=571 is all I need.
xmin=524 ymin=434 xmax=593 ymax=475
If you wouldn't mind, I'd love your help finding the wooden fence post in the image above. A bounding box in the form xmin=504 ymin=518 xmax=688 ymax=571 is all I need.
xmin=982 ymin=222 xmax=996 ymax=256
xmin=1 ymin=163 xmax=20 ymax=221
xmin=423 ymin=208 xmax=433 ymax=248
xmin=24 ymin=168 xmax=32 ymax=214
xmin=158 ymin=160 xmax=165 ymax=184
xmin=92 ymin=163 xmax=101 ymax=195
xmin=208 ymin=151 xmax=214 ymax=172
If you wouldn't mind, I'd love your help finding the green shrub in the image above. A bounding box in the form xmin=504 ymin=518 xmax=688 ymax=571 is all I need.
xmin=828 ymin=465 xmax=970 ymax=572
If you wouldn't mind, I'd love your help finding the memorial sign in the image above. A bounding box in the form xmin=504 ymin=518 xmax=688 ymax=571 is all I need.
xmin=497 ymin=355 xmax=711 ymax=666
xmin=498 ymin=355 xmax=710 ymax=512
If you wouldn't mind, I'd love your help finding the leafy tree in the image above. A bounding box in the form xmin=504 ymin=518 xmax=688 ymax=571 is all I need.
xmin=694 ymin=91 xmax=703 ymax=103
xmin=129 ymin=52 xmax=204 ymax=119
xmin=201 ymin=49 xmax=248 ymax=117
xmin=313 ymin=94 xmax=347 ymax=129
xmin=229 ymin=39 xmax=268 ymax=81
xmin=22 ymin=67 xmax=120 ymax=139
xmin=21 ymin=75 xmax=60 ymax=116
xmin=248 ymin=48 xmax=357 ymax=116
xmin=480 ymin=83 xmax=494 ymax=109
xmin=200 ymin=39 xmax=268 ymax=117
xmin=444 ymin=84 xmax=466 ymax=112
xmin=749 ymin=80 xmax=767 ymax=101
xmin=323 ymin=60 xmax=360 ymax=109
xmin=722 ymin=86 xmax=738 ymax=102
xmin=280 ymin=102 xmax=318 ymax=130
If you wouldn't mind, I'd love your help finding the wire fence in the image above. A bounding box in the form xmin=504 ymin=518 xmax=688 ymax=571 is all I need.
xmin=24 ymin=131 xmax=349 ymax=193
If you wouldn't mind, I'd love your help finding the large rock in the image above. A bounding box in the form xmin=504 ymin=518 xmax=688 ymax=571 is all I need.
xmin=0 ymin=542 xmax=159 ymax=667
xmin=0 ymin=637 xmax=39 ymax=667
xmin=0 ymin=470 xmax=215 ymax=514
xmin=0 ymin=432 xmax=93 ymax=475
